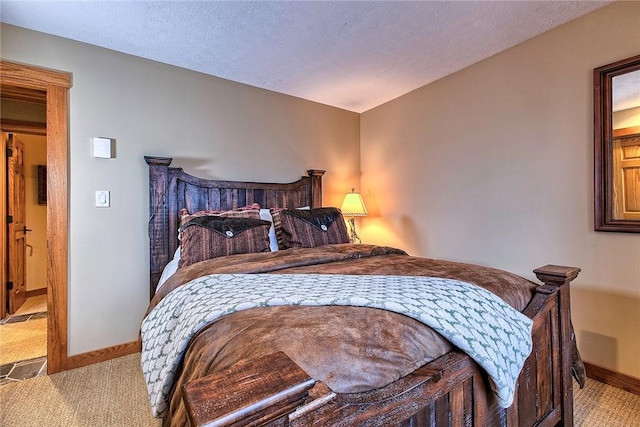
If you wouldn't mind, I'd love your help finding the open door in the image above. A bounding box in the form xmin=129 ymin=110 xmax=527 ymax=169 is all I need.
xmin=612 ymin=134 xmax=640 ymax=220
xmin=5 ymin=132 xmax=27 ymax=314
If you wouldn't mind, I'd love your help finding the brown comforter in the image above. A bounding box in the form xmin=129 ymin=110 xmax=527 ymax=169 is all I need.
xmin=147 ymin=244 xmax=538 ymax=426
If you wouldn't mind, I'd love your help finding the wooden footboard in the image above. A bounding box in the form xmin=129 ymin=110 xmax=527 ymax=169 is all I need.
xmin=181 ymin=265 xmax=580 ymax=427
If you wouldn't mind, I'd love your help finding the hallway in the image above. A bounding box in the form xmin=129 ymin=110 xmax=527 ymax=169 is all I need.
xmin=0 ymin=295 xmax=47 ymax=385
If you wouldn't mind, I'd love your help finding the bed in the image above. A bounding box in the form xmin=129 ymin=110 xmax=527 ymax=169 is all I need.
xmin=142 ymin=156 xmax=584 ymax=427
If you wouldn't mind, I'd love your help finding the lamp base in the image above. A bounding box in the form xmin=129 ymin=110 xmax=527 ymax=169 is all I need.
xmin=347 ymin=217 xmax=361 ymax=244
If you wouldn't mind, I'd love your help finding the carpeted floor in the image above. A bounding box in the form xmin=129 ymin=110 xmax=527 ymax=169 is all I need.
xmin=0 ymin=352 xmax=638 ymax=427
xmin=0 ymin=354 xmax=160 ymax=427
xmin=574 ymin=378 xmax=640 ymax=426
xmin=0 ymin=317 xmax=47 ymax=365
xmin=12 ymin=295 xmax=47 ymax=316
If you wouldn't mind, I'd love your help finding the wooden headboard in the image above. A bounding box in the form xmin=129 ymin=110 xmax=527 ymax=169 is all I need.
xmin=145 ymin=156 xmax=325 ymax=297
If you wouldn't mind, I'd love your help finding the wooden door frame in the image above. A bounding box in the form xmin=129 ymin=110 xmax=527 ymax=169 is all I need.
xmin=0 ymin=134 xmax=6 ymax=320
xmin=1 ymin=60 xmax=70 ymax=374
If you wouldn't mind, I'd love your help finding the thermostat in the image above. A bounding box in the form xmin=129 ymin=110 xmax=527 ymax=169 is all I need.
xmin=93 ymin=137 xmax=113 ymax=158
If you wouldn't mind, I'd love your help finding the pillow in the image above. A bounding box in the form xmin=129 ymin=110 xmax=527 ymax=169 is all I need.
xmin=260 ymin=206 xmax=310 ymax=252
xmin=259 ymin=209 xmax=279 ymax=252
xmin=180 ymin=203 xmax=261 ymax=226
xmin=178 ymin=216 xmax=271 ymax=268
xmin=157 ymin=247 xmax=181 ymax=291
xmin=271 ymin=207 xmax=349 ymax=249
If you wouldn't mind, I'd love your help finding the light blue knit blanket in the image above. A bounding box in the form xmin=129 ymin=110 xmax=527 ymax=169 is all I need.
xmin=141 ymin=273 xmax=533 ymax=417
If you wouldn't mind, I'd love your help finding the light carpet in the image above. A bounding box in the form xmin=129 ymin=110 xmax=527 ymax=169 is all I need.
xmin=12 ymin=295 xmax=47 ymax=316
xmin=0 ymin=318 xmax=47 ymax=365
xmin=0 ymin=353 xmax=160 ymax=427
xmin=574 ymin=378 xmax=640 ymax=426
xmin=0 ymin=352 xmax=638 ymax=427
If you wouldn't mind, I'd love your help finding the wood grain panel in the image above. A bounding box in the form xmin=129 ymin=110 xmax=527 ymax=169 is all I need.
xmin=46 ymin=84 xmax=69 ymax=374
xmin=67 ymin=340 xmax=141 ymax=370
xmin=535 ymin=311 xmax=553 ymax=419
xmin=585 ymin=362 xmax=640 ymax=396
xmin=0 ymin=134 xmax=6 ymax=320
xmin=518 ymin=356 xmax=537 ymax=424
xmin=0 ymin=84 xmax=47 ymax=103
xmin=183 ymin=352 xmax=315 ymax=427
xmin=0 ymin=119 xmax=46 ymax=135
xmin=0 ymin=60 xmax=71 ymax=90
xmin=434 ymin=394 xmax=450 ymax=426
xmin=449 ymin=385 xmax=464 ymax=426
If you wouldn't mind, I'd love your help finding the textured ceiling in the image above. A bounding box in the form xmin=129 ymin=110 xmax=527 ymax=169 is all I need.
xmin=1 ymin=1 xmax=612 ymax=113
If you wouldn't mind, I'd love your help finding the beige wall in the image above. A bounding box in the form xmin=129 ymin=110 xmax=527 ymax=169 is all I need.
xmin=613 ymin=106 xmax=640 ymax=129
xmin=20 ymin=134 xmax=48 ymax=292
xmin=1 ymin=24 xmax=360 ymax=355
xmin=361 ymin=1 xmax=640 ymax=379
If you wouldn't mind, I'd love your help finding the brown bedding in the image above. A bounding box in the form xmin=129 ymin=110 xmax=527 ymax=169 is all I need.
xmin=147 ymin=244 xmax=537 ymax=426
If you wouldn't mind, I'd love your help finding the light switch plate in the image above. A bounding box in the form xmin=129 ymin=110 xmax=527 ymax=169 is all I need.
xmin=95 ymin=190 xmax=110 ymax=207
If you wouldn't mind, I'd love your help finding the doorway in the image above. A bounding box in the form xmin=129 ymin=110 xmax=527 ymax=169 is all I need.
xmin=1 ymin=60 xmax=70 ymax=374
xmin=1 ymin=132 xmax=48 ymax=380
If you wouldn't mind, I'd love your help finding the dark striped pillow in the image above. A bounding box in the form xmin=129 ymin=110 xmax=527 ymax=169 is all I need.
xmin=179 ymin=203 xmax=261 ymax=226
xmin=271 ymin=207 xmax=349 ymax=249
xmin=178 ymin=216 xmax=271 ymax=268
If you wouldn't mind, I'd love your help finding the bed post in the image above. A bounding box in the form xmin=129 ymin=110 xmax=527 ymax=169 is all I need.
xmin=145 ymin=156 xmax=173 ymax=298
xmin=533 ymin=265 xmax=581 ymax=427
xmin=307 ymin=169 xmax=325 ymax=208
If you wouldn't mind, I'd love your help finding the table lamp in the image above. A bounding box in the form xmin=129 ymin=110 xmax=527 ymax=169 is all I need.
xmin=340 ymin=188 xmax=368 ymax=243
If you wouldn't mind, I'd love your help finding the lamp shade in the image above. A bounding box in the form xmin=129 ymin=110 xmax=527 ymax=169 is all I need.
xmin=341 ymin=189 xmax=368 ymax=217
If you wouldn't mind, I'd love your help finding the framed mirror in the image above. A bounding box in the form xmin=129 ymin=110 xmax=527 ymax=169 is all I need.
xmin=594 ymin=54 xmax=640 ymax=232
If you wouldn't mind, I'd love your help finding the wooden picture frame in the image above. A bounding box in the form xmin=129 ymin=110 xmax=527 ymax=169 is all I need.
xmin=37 ymin=165 xmax=46 ymax=205
xmin=594 ymin=54 xmax=640 ymax=232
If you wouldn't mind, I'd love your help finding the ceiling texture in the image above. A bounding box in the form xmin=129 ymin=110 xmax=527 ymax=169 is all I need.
xmin=1 ymin=1 xmax=612 ymax=113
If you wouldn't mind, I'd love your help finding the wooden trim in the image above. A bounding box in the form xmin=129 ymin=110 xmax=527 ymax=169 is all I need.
xmin=1 ymin=60 xmax=71 ymax=374
xmin=67 ymin=340 xmax=141 ymax=370
xmin=0 ymin=84 xmax=47 ymax=104
xmin=585 ymin=362 xmax=640 ymax=396
xmin=0 ymin=60 xmax=71 ymax=90
xmin=46 ymin=84 xmax=69 ymax=374
xmin=533 ymin=265 xmax=581 ymax=427
xmin=183 ymin=352 xmax=316 ymax=427
xmin=0 ymin=134 xmax=6 ymax=320
xmin=26 ymin=287 xmax=47 ymax=298
xmin=0 ymin=119 xmax=46 ymax=136
xmin=613 ymin=125 xmax=640 ymax=138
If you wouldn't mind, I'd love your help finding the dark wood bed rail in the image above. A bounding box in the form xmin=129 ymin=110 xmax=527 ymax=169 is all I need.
xmin=182 ymin=264 xmax=581 ymax=427
xmin=145 ymin=156 xmax=325 ymax=297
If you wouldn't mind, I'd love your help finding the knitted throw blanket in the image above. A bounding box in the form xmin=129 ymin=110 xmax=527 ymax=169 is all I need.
xmin=141 ymin=274 xmax=533 ymax=417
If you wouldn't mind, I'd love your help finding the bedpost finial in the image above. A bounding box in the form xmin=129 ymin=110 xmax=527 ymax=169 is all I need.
xmin=145 ymin=156 xmax=173 ymax=166
xmin=307 ymin=169 xmax=326 ymax=177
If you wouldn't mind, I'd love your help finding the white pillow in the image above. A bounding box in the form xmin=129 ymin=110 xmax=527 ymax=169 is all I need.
xmin=260 ymin=209 xmax=279 ymax=251
xmin=156 ymin=247 xmax=181 ymax=292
